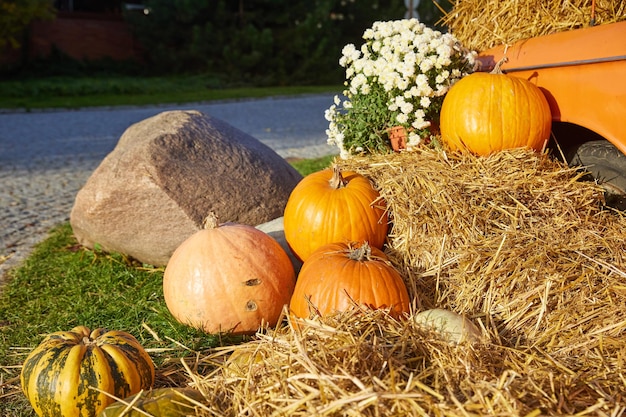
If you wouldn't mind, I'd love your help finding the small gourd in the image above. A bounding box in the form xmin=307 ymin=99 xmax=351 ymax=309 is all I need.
xmin=413 ymin=308 xmax=481 ymax=344
xmin=20 ymin=326 xmax=155 ymax=417
xmin=97 ymin=387 xmax=203 ymax=417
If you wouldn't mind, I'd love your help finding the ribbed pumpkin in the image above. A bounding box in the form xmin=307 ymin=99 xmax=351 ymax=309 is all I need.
xmin=289 ymin=241 xmax=411 ymax=319
xmin=97 ymin=387 xmax=203 ymax=417
xmin=20 ymin=326 xmax=155 ymax=417
xmin=283 ymin=165 xmax=388 ymax=262
xmin=163 ymin=213 xmax=296 ymax=335
xmin=440 ymin=58 xmax=552 ymax=155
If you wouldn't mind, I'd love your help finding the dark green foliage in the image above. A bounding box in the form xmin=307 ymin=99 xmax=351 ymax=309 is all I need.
xmin=2 ymin=1 xmax=451 ymax=85
xmin=123 ymin=0 xmax=409 ymax=85
xmin=0 ymin=0 xmax=55 ymax=50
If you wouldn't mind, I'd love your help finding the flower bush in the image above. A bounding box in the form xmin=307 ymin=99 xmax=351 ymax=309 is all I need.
xmin=325 ymin=19 xmax=476 ymax=158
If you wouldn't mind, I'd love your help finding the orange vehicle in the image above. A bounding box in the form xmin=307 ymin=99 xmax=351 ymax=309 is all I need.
xmin=476 ymin=20 xmax=626 ymax=210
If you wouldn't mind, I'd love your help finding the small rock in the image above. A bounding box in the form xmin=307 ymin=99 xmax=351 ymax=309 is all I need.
xmin=256 ymin=216 xmax=302 ymax=273
xmin=70 ymin=110 xmax=302 ymax=266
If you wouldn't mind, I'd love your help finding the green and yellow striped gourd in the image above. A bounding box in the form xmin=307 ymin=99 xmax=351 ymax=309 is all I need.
xmin=20 ymin=326 xmax=155 ymax=417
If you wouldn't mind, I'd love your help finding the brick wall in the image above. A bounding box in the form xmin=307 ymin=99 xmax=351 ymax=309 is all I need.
xmin=28 ymin=12 xmax=141 ymax=61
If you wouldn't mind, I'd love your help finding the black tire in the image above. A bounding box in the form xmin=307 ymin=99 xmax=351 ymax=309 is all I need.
xmin=566 ymin=140 xmax=626 ymax=211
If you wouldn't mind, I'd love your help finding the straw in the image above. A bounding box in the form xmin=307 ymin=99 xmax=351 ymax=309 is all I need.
xmin=437 ymin=0 xmax=626 ymax=51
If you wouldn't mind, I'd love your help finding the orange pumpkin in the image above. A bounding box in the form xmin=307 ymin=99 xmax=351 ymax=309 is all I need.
xmin=440 ymin=58 xmax=552 ymax=155
xmin=283 ymin=165 xmax=388 ymax=262
xmin=289 ymin=241 xmax=411 ymax=319
xmin=163 ymin=214 xmax=296 ymax=335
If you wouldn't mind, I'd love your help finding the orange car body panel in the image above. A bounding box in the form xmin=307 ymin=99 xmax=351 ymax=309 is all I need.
xmin=476 ymin=20 xmax=626 ymax=155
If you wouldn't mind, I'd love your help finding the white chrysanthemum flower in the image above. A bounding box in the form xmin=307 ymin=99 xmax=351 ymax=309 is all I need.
xmin=435 ymin=70 xmax=450 ymax=84
xmin=435 ymin=54 xmax=452 ymax=68
xmin=419 ymin=57 xmax=434 ymax=73
xmin=411 ymin=110 xmax=427 ymax=129
xmin=351 ymin=73 xmax=368 ymax=90
xmin=324 ymin=106 xmax=335 ymax=122
xmin=406 ymin=132 xmax=423 ymax=149
xmin=400 ymin=100 xmax=413 ymax=115
xmin=340 ymin=44 xmax=360 ymax=65
xmin=405 ymin=86 xmax=420 ymax=98
xmin=362 ymin=60 xmax=376 ymax=78
xmin=396 ymin=78 xmax=409 ymax=92
xmin=414 ymin=74 xmax=432 ymax=95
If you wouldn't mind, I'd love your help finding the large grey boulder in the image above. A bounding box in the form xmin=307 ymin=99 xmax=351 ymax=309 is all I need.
xmin=70 ymin=110 xmax=302 ymax=266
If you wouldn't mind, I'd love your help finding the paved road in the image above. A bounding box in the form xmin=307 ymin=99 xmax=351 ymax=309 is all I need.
xmin=0 ymin=94 xmax=338 ymax=280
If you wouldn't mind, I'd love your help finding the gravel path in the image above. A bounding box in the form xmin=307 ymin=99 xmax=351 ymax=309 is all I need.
xmin=0 ymin=94 xmax=338 ymax=282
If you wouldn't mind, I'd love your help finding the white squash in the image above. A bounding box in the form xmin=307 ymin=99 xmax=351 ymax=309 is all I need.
xmin=413 ymin=308 xmax=481 ymax=344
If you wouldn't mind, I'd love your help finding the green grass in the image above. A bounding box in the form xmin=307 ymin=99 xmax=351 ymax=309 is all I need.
xmin=0 ymin=74 xmax=340 ymax=110
xmin=0 ymin=155 xmax=334 ymax=416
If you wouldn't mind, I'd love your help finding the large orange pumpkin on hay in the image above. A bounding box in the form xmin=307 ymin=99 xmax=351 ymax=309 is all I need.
xmin=163 ymin=214 xmax=296 ymax=335
xmin=440 ymin=59 xmax=552 ymax=155
xmin=283 ymin=165 xmax=388 ymax=262
xmin=289 ymin=241 xmax=411 ymax=319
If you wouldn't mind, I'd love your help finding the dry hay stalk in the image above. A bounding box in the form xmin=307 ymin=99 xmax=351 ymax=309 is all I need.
xmin=188 ymin=306 xmax=625 ymax=416
xmin=192 ymin=308 xmax=528 ymax=416
xmin=437 ymin=0 xmax=626 ymax=51
xmin=171 ymin=148 xmax=625 ymax=416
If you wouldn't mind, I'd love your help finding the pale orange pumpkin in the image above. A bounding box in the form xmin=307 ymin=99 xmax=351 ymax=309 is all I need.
xmin=440 ymin=58 xmax=552 ymax=155
xmin=289 ymin=241 xmax=411 ymax=319
xmin=163 ymin=214 xmax=296 ymax=335
xmin=283 ymin=165 xmax=388 ymax=262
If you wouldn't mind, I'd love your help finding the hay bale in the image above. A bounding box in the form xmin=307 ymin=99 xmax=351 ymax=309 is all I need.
xmin=439 ymin=0 xmax=626 ymax=51
xmin=178 ymin=148 xmax=626 ymax=416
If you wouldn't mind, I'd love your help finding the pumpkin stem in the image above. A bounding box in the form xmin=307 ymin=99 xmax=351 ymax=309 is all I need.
xmin=203 ymin=212 xmax=220 ymax=230
xmin=329 ymin=165 xmax=348 ymax=189
xmin=348 ymin=242 xmax=372 ymax=261
xmin=491 ymin=56 xmax=509 ymax=75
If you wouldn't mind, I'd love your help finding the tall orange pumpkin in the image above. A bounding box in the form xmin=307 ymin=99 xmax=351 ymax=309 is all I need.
xmin=283 ymin=165 xmax=388 ymax=262
xmin=440 ymin=59 xmax=552 ymax=155
xmin=163 ymin=214 xmax=296 ymax=335
xmin=289 ymin=241 xmax=411 ymax=319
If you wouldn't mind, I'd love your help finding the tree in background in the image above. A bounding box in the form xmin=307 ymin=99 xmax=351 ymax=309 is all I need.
xmin=0 ymin=0 xmax=54 ymax=50
xmin=124 ymin=0 xmax=410 ymax=85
